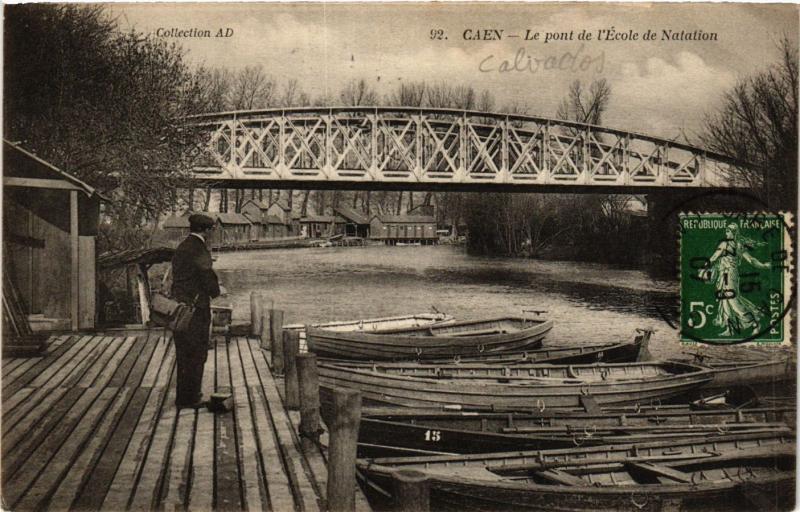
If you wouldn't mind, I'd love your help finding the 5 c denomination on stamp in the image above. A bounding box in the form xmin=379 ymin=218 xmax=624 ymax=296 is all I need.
xmin=680 ymin=212 xmax=793 ymax=345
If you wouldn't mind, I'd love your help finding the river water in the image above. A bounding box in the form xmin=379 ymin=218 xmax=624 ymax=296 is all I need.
xmin=213 ymin=244 xmax=707 ymax=359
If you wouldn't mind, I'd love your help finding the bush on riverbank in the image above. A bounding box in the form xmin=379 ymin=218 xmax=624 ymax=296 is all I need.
xmin=463 ymin=193 xmax=649 ymax=267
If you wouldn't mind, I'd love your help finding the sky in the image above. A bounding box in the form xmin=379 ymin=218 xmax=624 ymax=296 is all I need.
xmin=110 ymin=3 xmax=798 ymax=141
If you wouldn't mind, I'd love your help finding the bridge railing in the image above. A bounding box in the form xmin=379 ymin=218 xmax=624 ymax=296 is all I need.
xmin=186 ymin=107 xmax=742 ymax=188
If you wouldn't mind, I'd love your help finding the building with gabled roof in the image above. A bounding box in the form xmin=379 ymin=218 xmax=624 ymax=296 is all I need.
xmin=369 ymin=213 xmax=437 ymax=244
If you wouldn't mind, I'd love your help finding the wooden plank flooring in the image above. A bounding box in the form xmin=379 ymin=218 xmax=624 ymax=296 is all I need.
xmin=2 ymin=331 xmax=369 ymax=511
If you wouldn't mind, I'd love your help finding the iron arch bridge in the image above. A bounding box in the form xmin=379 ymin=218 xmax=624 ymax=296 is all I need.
xmin=188 ymin=107 xmax=743 ymax=192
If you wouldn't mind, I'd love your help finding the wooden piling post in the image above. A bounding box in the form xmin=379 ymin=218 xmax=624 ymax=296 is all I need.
xmin=326 ymin=388 xmax=361 ymax=512
xmin=283 ymin=330 xmax=300 ymax=410
xmin=270 ymin=309 xmax=284 ymax=372
xmin=259 ymin=306 xmax=271 ymax=350
xmin=392 ymin=469 xmax=430 ymax=512
xmin=297 ymin=353 xmax=321 ymax=453
xmin=250 ymin=291 xmax=263 ymax=336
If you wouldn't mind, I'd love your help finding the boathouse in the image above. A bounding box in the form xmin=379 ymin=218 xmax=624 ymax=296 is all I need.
xmin=299 ymin=215 xmax=346 ymax=238
xmin=241 ymin=199 xmax=270 ymax=238
xmin=212 ymin=213 xmax=252 ymax=246
xmin=3 ymin=140 xmax=105 ymax=332
xmin=267 ymin=199 xmax=292 ymax=225
xmin=334 ymin=206 xmax=370 ymax=238
xmin=160 ymin=213 xmax=191 ymax=245
xmin=369 ymin=214 xmax=438 ymax=244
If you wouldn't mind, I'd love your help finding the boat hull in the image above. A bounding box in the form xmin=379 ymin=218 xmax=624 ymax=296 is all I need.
xmin=307 ymin=317 xmax=553 ymax=361
xmin=356 ymin=406 xmax=795 ymax=456
xmin=319 ymin=361 xmax=713 ymax=409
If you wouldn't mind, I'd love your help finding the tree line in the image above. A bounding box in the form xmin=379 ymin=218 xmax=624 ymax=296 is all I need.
xmin=4 ymin=4 xmax=796 ymax=267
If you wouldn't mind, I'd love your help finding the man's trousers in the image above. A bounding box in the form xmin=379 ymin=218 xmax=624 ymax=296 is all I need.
xmin=172 ymin=307 xmax=211 ymax=406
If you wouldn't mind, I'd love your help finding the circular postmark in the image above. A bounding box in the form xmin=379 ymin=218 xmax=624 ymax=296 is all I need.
xmin=679 ymin=210 xmax=793 ymax=345
xmin=649 ymin=190 xmax=794 ymax=345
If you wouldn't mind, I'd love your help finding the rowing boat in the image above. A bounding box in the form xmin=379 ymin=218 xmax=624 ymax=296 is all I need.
xmin=318 ymin=360 xmax=713 ymax=409
xmin=323 ymin=329 xmax=649 ymax=366
xmin=357 ymin=431 xmax=795 ymax=511
xmin=307 ymin=316 xmax=553 ymax=361
xmin=355 ymin=406 xmax=795 ymax=456
xmin=283 ymin=312 xmax=453 ymax=351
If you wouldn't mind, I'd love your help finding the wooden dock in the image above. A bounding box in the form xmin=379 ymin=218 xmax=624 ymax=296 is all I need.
xmin=2 ymin=331 xmax=371 ymax=511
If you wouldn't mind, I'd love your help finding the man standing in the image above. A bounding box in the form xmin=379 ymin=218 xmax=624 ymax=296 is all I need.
xmin=171 ymin=213 xmax=220 ymax=409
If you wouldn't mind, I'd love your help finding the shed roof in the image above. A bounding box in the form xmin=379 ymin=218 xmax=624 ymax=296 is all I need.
xmin=98 ymin=247 xmax=175 ymax=270
xmin=242 ymin=212 xmax=262 ymax=224
xmin=265 ymin=215 xmax=286 ymax=224
xmin=334 ymin=206 xmax=370 ymax=225
xmin=272 ymin=199 xmax=291 ymax=211
xmin=3 ymin=140 xmax=107 ymax=200
xmin=216 ymin=212 xmax=252 ymax=225
xmin=163 ymin=215 xmax=190 ymax=228
xmin=242 ymin=198 xmax=270 ymax=211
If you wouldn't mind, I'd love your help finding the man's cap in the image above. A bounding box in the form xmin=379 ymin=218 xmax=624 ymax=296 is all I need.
xmin=189 ymin=213 xmax=215 ymax=230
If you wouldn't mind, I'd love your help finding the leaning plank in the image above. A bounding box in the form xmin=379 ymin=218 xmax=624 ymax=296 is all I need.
xmin=33 ymin=386 xmax=132 ymax=510
xmin=4 ymin=386 xmax=116 ymax=508
xmin=3 ymin=356 xmax=28 ymax=374
xmin=71 ymin=386 xmax=152 ymax=511
xmin=188 ymin=340 xmax=217 ymax=510
xmin=160 ymin=409 xmax=197 ymax=510
xmin=251 ymin=343 xmax=322 ymax=512
xmin=215 ymin=339 xmax=243 ymax=510
xmin=128 ymin=366 xmax=178 ymax=511
xmin=230 ymin=340 xmax=268 ymax=510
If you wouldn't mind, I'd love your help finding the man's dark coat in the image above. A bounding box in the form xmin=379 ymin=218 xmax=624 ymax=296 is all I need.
xmin=170 ymin=234 xmax=220 ymax=406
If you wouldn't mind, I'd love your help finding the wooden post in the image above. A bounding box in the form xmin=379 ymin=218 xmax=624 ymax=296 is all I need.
xmin=270 ymin=309 xmax=284 ymax=372
xmin=259 ymin=306 xmax=271 ymax=350
xmin=250 ymin=291 xmax=263 ymax=336
xmin=392 ymin=469 xmax=430 ymax=512
xmin=297 ymin=353 xmax=321 ymax=453
xmin=326 ymin=388 xmax=361 ymax=512
xmin=283 ymin=330 xmax=300 ymax=410
xmin=70 ymin=190 xmax=79 ymax=331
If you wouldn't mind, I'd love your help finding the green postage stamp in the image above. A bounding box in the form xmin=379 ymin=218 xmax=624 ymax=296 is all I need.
xmin=680 ymin=212 xmax=793 ymax=345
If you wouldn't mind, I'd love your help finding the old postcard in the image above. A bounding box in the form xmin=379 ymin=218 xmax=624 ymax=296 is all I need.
xmin=2 ymin=3 xmax=797 ymax=511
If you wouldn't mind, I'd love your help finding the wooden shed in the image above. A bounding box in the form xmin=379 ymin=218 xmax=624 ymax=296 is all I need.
xmin=299 ymin=215 xmax=346 ymax=238
xmin=369 ymin=214 xmax=438 ymax=245
xmin=3 ymin=140 xmax=105 ymax=332
xmin=160 ymin=214 xmax=190 ymax=246
xmin=214 ymin=213 xmax=252 ymax=246
xmin=334 ymin=206 xmax=370 ymax=238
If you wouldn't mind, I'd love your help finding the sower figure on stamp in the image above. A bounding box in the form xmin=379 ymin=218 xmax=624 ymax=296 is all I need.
xmin=171 ymin=213 xmax=220 ymax=409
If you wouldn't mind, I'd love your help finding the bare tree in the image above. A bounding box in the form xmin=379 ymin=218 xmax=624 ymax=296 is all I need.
xmin=339 ymin=79 xmax=377 ymax=106
xmin=387 ymin=81 xmax=427 ymax=107
xmin=556 ymin=79 xmax=611 ymax=126
xmin=702 ymin=37 xmax=797 ymax=210
xmin=228 ymin=65 xmax=277 ymax=110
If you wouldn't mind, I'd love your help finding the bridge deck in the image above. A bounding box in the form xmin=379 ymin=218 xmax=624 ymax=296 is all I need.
xmin=2 ymin=331 xmax=369 ymax=511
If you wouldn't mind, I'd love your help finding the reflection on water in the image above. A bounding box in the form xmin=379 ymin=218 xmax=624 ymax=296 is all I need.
xmin=214 ymin=245 xmax=693 ymax=359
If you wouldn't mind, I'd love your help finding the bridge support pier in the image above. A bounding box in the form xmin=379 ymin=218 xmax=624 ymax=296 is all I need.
xmin=645 ymin=189 xmax=767 ymax=277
